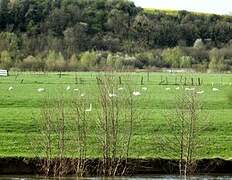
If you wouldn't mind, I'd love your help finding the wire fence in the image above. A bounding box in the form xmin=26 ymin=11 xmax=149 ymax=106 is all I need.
xmin=0 ymin=71 xmax=231 ymax=86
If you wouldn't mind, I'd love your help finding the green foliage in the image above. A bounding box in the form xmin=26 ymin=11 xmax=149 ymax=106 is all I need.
xmin=67 ymin=54 xmax=79 ymax=71
xmin=0 ymin=48 xmax=227 ymax=72
xmin=19 ymin=55 xmax=45 ymax=71
xmin=0 ymin=50 xmax=13 ymax=69
xmin=64 ymin=23 xmax=88 ymax=54
xmin=45 ymin=50 xmax=56 ymax=71
xmin=0 ymin=0 xmax=231 ymax=71
xmin=0 ymin=0 xmax=232 ymax=55
xmin=0 ymin=32 xmax=19 ymax=53
xmin=80 ymin=51 xmax=98 ymax=70
xmin=209 ymin=48 xmax=225 ymax=72
xmin=45 ymin=8 xmax=69 ymax=36
xmin=192 ymin=62 xmax=208 ymax=72
xmin=107 ymin=9 xmax=129 ymax=36
xmin=106 ymin=53 xmax=124 ymax=70
xmin=180 ymin=56 xmax=192 ymax=68
xmin=133 ymin=14 xmax=153 ymax=47
xmin=0 ymin=0 xmax=10 ymax=29
xmin=162 ymin=47 xmax=185 ymax=68
xmin=45 ymin=51 xmax=66 ymax=71
xmin=135 ymin=52 xmax=155 ymax=68
xmin=56 ymin=52 xmax=66 ymax=71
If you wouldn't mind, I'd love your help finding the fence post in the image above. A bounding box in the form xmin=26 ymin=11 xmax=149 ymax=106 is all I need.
xmin=141 ymin=76 xmax=144 ymax=85
xmin=15 ymin=73 xmax=19 ymax=80
xmin=198 ymin=78 xmax=201 ymax=86
xmin=175 ymin=76 xmax=178 ymax=85
xmin=75 ymin=73 xmax=78 ymax=84
xmin=180 ymin=75 xmax=183 ymax=85
xmin=160 ymin=75 xmax=163 ymax=85
xmin=147 ymin=72 xmax=150 ymax=82
xmin=79 ymin=78 xmax=83 ymax=84
xmin=166 ymin=76 xmax=168 ymax=85
xmin=191 ymin=78 xmax=194 ymax=86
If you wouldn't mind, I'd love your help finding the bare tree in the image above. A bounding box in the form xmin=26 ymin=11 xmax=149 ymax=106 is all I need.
xmin=53 ymin=94 xmax=69 ymax=176
xmin=37 ymin=93 xmax=71 ymax=176
xmin=35 ymin=74 xmax=140 ymax=177
xmin=39 ymin=96 xmax=54 ymax=176
xmin=96 ymin=74 xmax=138 ymax=176
xmin=156 ymin=90 xmax=208 ymax=176
xmin=69 ymin=94 xmax=90 ymax=176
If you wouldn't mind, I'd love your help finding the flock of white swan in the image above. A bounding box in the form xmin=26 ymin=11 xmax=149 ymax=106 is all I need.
xmin=6 ymin=82 xmax=231 ymax=112
xmin=7 ymin=83 xmax=231 ymax=95
xmin=164 ymin=86 xmax=221 ymax=94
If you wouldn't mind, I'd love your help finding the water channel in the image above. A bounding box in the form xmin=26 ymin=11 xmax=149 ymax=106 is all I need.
xmin=1 ymin=174 xmax=232 ymax=180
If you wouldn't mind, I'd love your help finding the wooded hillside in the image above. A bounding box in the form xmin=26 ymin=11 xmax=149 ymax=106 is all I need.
xmin=0 ymin=0 xmax=232 ymax=71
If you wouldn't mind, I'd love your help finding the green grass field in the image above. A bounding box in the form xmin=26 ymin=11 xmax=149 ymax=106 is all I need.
xmin=143 ymin=8 xmax=231 ymax=17
xmin=0 ymin=72 xmax=231 ymax=159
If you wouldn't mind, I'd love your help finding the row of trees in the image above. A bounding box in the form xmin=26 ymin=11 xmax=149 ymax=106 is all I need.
xmin=1 ymin=0 xmax=232 ymax=56
xmin=0 ymin=0 xmax=232 ymax=72
xmin=0 ymin=47 xmax=231 ymax=72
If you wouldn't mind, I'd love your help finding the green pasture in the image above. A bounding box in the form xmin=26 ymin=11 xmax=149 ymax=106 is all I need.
xmin=0 ymin=72 xmax=231 ymax=159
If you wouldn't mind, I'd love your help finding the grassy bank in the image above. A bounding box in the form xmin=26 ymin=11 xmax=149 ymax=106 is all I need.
xmin=0 ymin=72 xmax=231 ymax=159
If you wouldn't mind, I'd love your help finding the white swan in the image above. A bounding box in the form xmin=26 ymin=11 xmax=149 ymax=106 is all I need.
xmin=109 ymin=93 xmax=117 ymax=97
xmin=212 ymin=88 xmax=219 ymax=91
xmin=142 ymin=87 xmax=147 ymax=91
xmin=197 ymin=91 xmax=204 ymax=94
xmin=38 ymin=88 xmax=45 ymax=92
xmin=133 ymin=91 xmax=141 ymax=96
xmin=85 ymin=104 xmax=92 ymax=112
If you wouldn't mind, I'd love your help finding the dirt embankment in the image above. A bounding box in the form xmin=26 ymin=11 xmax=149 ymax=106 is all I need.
xmin=0 ymin=158 xmax=231 ymax=176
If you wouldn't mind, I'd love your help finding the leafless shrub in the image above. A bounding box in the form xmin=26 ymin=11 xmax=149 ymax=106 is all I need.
xmin=38 ymin=96 xmax=54 ymax=176
xmin=96 ymin=74 xmax=138 ymax=176
xmin=68 ymin=94 xmax=90 ymax=176
xmin=52 ymin=94 xmax=69 ymax=176
xmin=37 ymin=93 xmax=70 ymax=176
xmin=156 ymin=90 xmax=209 ymax=177
xmin=36 ymin=89 xmax=91 ymax=177
xmin=35 ymin=74 xmax=140 ymax=177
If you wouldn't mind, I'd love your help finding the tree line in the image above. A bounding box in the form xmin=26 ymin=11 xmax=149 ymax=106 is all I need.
xmin=0 ymin=0 xmax=232 ymax=71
